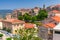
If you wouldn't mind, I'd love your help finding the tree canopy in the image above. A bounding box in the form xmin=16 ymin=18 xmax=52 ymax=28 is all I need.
xmin=23 ymin=13 xmax=31 ymax=22
xmin=37 ymin=10 xmax=48 ymax=20
xmin=31 ymin=16 xmax=37 ymax=23
xmin=0 ymin=34 xmax=3 ymax=37
xmin=18 ymin=9 xmax=48 ymax=22
xmin=18 ymin=16 xmax=23 ymax=20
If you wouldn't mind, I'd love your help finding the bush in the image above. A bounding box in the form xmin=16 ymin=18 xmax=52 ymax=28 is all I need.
xmin=6 ymin=28 xmax=11 ymax=33
xmin=6 ymin=38 xmax=12 ymax=40
xmin=13 ymin=28 xmax=42 ymax=40
xmin=18 ymin=16 xmax=23 ymax=20
xmin=0 ymin=34 xmax=3 ymax=37
xmin=3 ymin=27 xmax=11 ymax=33
xmin=2 ymin=27 xmax=6 ymax=30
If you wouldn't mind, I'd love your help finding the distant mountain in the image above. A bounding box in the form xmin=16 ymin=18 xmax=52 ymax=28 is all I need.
xmin=0 ymin=9 xmax=13 ymax=17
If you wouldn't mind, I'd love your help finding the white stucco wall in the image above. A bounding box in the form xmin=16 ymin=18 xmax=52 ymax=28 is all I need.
xmin=53 ymin=22 xmax=60 ymax=40
xmin=0 ymin=22 xmax=3 ymax=29
xmin=53 ymin=33 xmax=60 ymax=40
xmin=55 ymin=14 xmax=60 ymax=17
xmin=12 ymin=24 xmax=24 ymax=34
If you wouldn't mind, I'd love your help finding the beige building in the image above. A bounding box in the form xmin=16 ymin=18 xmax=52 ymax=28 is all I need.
xmin=0 ymin=19 xmax=25 ymax=34
xmin=0 ymin=18 xmax=37 ymax=34
xmin=12 ymin=10 xmax=19 ymax=19
xmin=0 ymin=14 xmax=25 ymax=34
xmin=33 ymin=7 xmax=40 ymax=15
xmin=19 ymin=9 xmax=32 ymax=15
xmin=5 ymin=18 xmax=25 ymax=34
xmin=12 ymin=9 xmax=32 ymax=19
xmin=12 ymin=7 xmax=40 ymax=19
xmin=0 ymin=20 xmax=12 ymax=29
xmin=6 ymin=13 xmax=12 ymax=19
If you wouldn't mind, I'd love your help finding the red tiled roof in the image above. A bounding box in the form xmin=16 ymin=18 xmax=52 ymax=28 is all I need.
xmin=0 ymin=19 xmax=12 ymax=23
xmin=51 ymin=16 xmax=60 ymax=22
xmin=24 ymin=23 xmax=34 ymax=28
xmin=52 ymin=10 xmax=60 ymax=13
xmin=55 ymin=4 xmax=60 ymax=7
xmin=43 ymin=23 xmax=55 ymax=28
xmin=5 ymin=19 xmax=25 ymax=24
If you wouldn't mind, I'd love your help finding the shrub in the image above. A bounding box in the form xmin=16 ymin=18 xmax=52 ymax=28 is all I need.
xmin=6 ymin=28 xmax=11 ymax=33
xmin=6 ymin=38 xmax=12 ymax=40
xmin=0 ymin=34 xmax=3 ymax=37
xmin=3 ymin=27 xmax=11 ymax=33
xmin=2 ymin=27 xmax=6 ymax=30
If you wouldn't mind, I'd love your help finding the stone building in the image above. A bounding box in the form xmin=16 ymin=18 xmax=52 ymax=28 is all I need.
xmin=33 ymin=7 xmax=40 ymax=15
xmin=38 ymin=26 xmax=48 ymax=40
xmin=6 ymin=13 xmax=12 ymax=19
xmin=12 ymin=10 xmax=19 ymax=19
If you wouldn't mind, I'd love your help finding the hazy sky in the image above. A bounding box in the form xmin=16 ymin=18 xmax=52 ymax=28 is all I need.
xmin=0 ymin=0 xmax=60 ymax=10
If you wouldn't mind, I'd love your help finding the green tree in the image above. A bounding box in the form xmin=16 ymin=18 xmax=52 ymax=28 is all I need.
xmin=2 ymin=27 xmax=11 ymax=33
xmin=18 ymin=16 xmax=23 ymax=20
xmin=34 ymin=22 xmax=42 ymax=26
xmin=31 ymin=9 xmax=34 ymax=13
xmin=2 ymin=27 xmax=6 ymax=30
xmin=23 ymin=13 xmax=31 ymax=22
xmin=31 ymin=16 xmax=37 ymax=23
xmin=0 ymin=34 xmax=3 ymax=37
xmin=37 ymin=9 xmax=48 ymax=20
xmin=6 ymin=38 xmax=12 ymax=40
xmin=6 ymin=28 xmax=11 ymax=33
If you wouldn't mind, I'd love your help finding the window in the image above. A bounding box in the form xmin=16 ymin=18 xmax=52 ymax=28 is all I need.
xmin=14 ymin=24 xmax=16 ymax=26
xmin=50 ymin=30 xmax=53 ymax=34
xmin=20 ymin=23 xmax=23 ymax=26
xmin=55 ymin=31 xmax=60 ymax=34
xmin=17 ymin=24 xmax=19 ymax=26
xmin=54 ymin=22 xmax=57 ymax=25
xmin=52 ymin=14 xmax=55 ymax=16
xmin=15 ymin=30 xmax=17 ymax=32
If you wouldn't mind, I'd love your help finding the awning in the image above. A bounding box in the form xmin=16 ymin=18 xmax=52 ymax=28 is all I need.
xmin=54 ymin=23 xmax=60 ymax=30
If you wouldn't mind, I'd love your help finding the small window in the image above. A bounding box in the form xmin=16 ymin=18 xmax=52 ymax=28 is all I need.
xmin=20 ymin=23 xmax=23 ymax=26
xmin=54 ymin=23 xmax=57 ymax=25
xmin=55 ymin=31 xmax=60 ymax=34
xmin=14 ymin=24 xmax=16 ymax=26
xmin=50 ymin=30 xmax=53 ymax=34
xmin=15 ymin=30 xmax=17 ymax=32
xmin=17 ymin=24 xmax=19 ymax=26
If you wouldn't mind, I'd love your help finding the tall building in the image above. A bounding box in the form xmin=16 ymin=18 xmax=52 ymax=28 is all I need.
xmin=43 ymin=4 xmax=45 ymax=9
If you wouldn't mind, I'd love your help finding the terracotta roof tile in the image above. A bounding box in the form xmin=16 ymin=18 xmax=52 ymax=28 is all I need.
xmin=5 ymin=19 xmax=25 ymax=24
xmin=52 ymin=10 xmax=60 ymax=13
xmin=51 ymin=16 xmax=60 ymax=22
xmin=24 ymin=23 xmax=34 ymax=28
xmin=43 ymin=23 xmax=55 ymax=28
